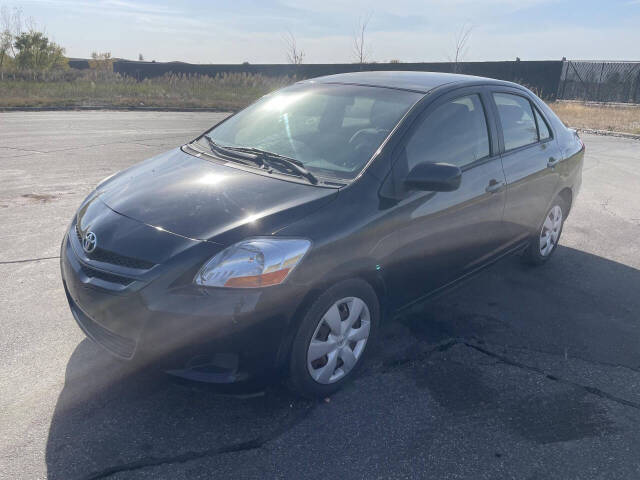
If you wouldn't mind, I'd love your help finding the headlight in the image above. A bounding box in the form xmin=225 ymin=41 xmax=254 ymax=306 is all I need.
xmin=194 ymin=238 xmax=311 ymax=288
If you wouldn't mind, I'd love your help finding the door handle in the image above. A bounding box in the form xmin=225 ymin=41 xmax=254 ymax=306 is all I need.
xmin=485 ymin=179 xmax=505 ymax=193
xmin=547 ymin=157 xmax=559 ymax=168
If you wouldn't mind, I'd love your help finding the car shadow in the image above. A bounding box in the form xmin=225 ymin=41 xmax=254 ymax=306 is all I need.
xmin=44 ymin=339 xmax=316 ymax=480
xmin=45 ymin=245 xmax=640 ymax=479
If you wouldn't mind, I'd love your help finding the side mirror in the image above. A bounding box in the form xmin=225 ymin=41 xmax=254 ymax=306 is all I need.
xmin=404 ymin=162 xmax=462 ymax=192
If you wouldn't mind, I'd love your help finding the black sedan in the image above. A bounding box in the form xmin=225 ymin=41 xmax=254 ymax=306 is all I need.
xmin=61 ymin=71 xmax=584 ymax=398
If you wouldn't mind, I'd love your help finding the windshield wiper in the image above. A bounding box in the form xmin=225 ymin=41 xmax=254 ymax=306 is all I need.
xmin=201 ymin=138 xmax=318 ymax=185
xmin=226 ymin=146 xmax=318 ymax=185
xmin=202 ymin=137 xmax=265 ymax=168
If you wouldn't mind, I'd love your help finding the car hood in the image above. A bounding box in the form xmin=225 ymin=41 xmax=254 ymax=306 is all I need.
xmin=97 ymin=148 xmax=338 ymax=244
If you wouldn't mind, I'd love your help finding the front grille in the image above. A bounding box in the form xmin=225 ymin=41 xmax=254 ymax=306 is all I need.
xmin=67 ymin=291 xmax=136 ymax=358
xmin=80 ymin=264 xmax=132 ymax=286
xmin=88 ymin=249 xmax=155 ymax=270
xmin=75 ymin=224 xmax=156 ymax=270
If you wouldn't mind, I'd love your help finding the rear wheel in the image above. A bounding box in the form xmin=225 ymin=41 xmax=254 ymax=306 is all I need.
xmin=522 ymin=199 xmax=566 ymax=265
xmin=288 ymin=279 xmax=379 ymax=398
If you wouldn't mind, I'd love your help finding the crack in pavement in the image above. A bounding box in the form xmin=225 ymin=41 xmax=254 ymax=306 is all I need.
xmin=1 ymin=135 xmax=188 ymax=158
xmin=0 ymin=255 xmax=60 ymax=265
xmin=376 ymin=335 xmax=640 ymax=411
xmin=0 ymin=145 xmax=46 ymax=154
xmin=484 ymin=341 xmax=640 ymax=375
xmin=79 ymin=401 xmax=317 ymax=480
xmin=34 ymin=135 xmax=191 ymax=155
xmin=465 ymin=342 xmax=640 ymax=411
xmin=379 ymin=338 xmax=460 ymax=370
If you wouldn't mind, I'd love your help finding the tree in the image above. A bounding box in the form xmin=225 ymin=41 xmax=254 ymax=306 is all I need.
xmin=283 ymin=30 xmax=304 ymax=65
xmin=13 ymin=31 xmax=66 ymax=69
xmin=89 ymin=51 xmax=113 ymax=71
xmin=138 ymin=53 xmax=144 ymax=61
xmin=451 ymin=23 xmax=472 ymax=73
xmin=0 ymin=5 xmax=23 ymax=69
xmin=353 ymin=13 xmax=372 ymax=64
xmin=0 ymin=26 xmax=11 ymax=68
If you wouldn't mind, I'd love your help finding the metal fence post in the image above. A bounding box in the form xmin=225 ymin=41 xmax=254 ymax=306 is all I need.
xmin=595 ymin=62 xmax=604 ymax=102
xmin=558 ymin=61 xmax=568 ymax=100
xmin=633 ymin=68 xmax=640 ymax=104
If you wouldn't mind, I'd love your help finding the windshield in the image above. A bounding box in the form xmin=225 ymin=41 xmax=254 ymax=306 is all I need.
xmin=199 ymin=83 xmax=422 ymax=180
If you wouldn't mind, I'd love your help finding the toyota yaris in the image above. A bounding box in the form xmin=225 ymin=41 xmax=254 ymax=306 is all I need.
xmin=61 ymin=71 xmax=584 ymax=397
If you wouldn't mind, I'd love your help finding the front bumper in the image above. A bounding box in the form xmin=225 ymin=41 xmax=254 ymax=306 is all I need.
xmin=60 ymin=224 xmax=306 ymax=387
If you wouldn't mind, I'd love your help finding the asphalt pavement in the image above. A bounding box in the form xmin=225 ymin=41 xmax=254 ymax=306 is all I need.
xmin=1 ymin=111 xmax=639 ymax=480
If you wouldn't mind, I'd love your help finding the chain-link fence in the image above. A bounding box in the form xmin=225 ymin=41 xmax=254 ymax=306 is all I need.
xmin=111 ymin=60 xmax=564 ymax=100
xmin=557 ymin=61 xmax=640 ymax=103
xmin=67 ymin=58 xmax=640 ymax=104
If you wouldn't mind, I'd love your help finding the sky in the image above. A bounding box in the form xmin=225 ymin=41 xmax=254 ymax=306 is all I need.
xmin=5 ymin=0 xmax=640 ymax=64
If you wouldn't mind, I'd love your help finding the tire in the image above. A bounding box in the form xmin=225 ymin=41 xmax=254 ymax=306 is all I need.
xmin=288 ymin=278 xmax=380 ymax=399
xmin=522 ymin=197 xmax=567 ymax=265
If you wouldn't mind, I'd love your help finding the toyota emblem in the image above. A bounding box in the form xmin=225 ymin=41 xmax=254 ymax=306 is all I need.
xmin=82 ymin=231 xmax=97 ymax=253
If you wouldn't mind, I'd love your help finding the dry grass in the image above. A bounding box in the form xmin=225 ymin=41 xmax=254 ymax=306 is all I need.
xmin=0 ymin=71 xmax=294 ymax=110
xmin=549 ymin=101 xmax=640 ymax=135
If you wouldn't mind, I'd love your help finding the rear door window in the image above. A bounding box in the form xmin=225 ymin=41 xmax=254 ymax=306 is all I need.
xmin=493 ymin=93 xmax=538 ymax=151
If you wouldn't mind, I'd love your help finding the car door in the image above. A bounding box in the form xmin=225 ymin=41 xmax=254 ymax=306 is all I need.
xmin=489 ymin=89 xmax=562 ymax=242
xmin=375 ymin=87 xmax=509 ymax=308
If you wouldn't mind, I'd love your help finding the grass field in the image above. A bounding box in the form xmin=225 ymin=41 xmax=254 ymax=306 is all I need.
xmin=549 ymin=101 xmax=640 ymax=135
xmin=0 ymin=71 xmax=292 ymax=110
xmin=1 ymin=71 xmax=639 ymax=134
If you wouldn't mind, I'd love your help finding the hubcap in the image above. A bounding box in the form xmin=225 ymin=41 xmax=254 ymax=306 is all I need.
xmin=307 ymin=297 xmax=371 ymax=384
xmin=539 ymin=205 xmax=563 ymax=256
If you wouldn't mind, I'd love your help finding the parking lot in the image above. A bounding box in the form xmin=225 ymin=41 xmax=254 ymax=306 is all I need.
xmin=1 ymin=111 xmax=639 ymax=479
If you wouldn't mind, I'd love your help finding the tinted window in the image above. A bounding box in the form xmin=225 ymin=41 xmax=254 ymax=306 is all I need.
xmin=404 ymin=94 xmax=490 ymax=170
xmin=203 ymin=84 xmax=421 ymax=180
xmin=493 ymin=93 xmax=538 ymax=150
xmin=534 ymin=107 xmax=551 ymax=140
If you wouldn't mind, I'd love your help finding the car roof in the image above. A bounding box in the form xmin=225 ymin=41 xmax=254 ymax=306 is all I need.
xmin=304 ymin=70 xmax=515 ymax=94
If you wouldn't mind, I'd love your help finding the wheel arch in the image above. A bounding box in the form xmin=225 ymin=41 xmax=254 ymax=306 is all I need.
xmin=558 ymin=187 xmax=573 ymax=215
xmin=274 ymin=261 xmax=388 ymax=371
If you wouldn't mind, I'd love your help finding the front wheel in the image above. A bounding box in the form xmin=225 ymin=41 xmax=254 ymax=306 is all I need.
xmin=288 ymin=279 xmax=379 ymax=398
xmin=522 ymin=199 xmax=566 ymax=265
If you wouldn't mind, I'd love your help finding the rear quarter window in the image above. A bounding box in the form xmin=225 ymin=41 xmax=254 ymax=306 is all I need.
xmin=534 ymin=107 xmax=551 ymax=140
